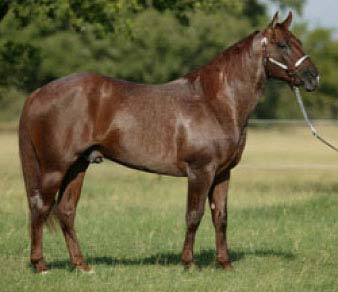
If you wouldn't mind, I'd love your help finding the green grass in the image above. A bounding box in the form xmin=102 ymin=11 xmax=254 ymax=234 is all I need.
xmin=0 ymin=126 xmax=337 ymax=291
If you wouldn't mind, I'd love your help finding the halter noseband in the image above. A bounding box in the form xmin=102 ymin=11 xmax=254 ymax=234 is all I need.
xmin=261 ymin=36 xmax=309 ymax=73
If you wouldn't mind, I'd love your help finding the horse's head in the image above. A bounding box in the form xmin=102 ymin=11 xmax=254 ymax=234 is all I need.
xmin=262 ymin=11 xmax=319 ymax=91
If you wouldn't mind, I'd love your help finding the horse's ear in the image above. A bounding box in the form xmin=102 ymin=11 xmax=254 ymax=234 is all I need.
xmin=282 ymin=11 xmax=293 ymax=29
xmin=269 ymin=11 xmax=279 ymax=29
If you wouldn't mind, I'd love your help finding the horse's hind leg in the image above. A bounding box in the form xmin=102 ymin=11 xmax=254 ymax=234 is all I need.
xmin=29 ymin=173 xmax=62 ymax=272
xmin=19 ymin=121 xmax=63 ymax=272
xmin=56 ymin=158 xmax=90 ymax=272
xmin=181 ymin=165 xmax=215 ymax=267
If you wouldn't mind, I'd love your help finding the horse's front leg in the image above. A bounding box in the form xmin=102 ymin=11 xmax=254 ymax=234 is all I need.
xmin=181 ymin=164 xmax=215 ymax=267
xmin=208 ymin=171 xmax=232 ymax=269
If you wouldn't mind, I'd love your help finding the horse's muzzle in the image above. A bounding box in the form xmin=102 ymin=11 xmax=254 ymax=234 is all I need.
xmin=297 ymin=67 xmax=320 ymax=92
xmin=303 ymin=75 xmax=320 ymax=92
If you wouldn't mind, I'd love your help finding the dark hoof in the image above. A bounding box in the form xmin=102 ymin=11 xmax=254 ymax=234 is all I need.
xmin=181 ymin=253 xmax=194 ymax=269
xmin=182 ymin=261 xmax=201 ymax=271
xmin=182 ymin=260 xmax=194 ymax=269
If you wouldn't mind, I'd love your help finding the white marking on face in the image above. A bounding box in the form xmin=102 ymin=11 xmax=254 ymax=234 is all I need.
xmin=211 ymin=203 xmax=215 ymax=210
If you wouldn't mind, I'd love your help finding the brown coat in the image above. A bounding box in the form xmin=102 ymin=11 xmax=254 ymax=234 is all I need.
xmin=19 ymin=12 xmax=319 ymax=272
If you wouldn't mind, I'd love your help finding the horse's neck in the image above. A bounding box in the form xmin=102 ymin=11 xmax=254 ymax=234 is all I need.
xmin=188 ymin=32 xmax=266 ymax=130
xmin=228 ymin=44 xmax=266 ymax=128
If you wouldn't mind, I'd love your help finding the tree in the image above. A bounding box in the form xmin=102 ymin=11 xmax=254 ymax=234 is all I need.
xmin=1 ymin=1 xmax=304 ymax=33
xmin=1 ymin=0 xmax=337 ymax=121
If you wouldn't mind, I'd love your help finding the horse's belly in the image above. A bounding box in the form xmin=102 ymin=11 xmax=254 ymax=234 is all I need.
xmin=102 ymin=126 xmax=184 ymax=176
xmin=109 ymin=147 xmax=184 ymax=176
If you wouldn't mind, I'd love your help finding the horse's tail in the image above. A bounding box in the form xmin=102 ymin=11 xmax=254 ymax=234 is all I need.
xmin=18 ymin=112 xmax=57 ymax=229
xmin=19 ymin=113 xmax=41 ymax=203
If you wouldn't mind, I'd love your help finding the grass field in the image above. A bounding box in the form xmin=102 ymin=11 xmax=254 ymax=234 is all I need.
xmin=0 ymin=125 xmax=337 ymax=291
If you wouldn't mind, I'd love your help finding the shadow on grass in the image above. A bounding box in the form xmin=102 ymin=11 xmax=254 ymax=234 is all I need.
xmin=47 ymin=248 xmax=295 ymax=270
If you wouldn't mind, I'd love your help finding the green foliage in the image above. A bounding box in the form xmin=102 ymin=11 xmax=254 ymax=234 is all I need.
xmin=102 ymin=9 xmax=251 ymax=83
xmin=9 ymin=0 xmax=141 ymax=36
xmin=0 ymin=86 xmax=25 ymax=122
xmin=0 ymin=41 xmax=41 ymax=90
xmin=0 ymin=0 xmax=337 ymax=121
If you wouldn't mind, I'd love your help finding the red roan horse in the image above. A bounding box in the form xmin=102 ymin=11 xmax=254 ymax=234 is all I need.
xmin=19 ymin=12 xmax=319 ymax=273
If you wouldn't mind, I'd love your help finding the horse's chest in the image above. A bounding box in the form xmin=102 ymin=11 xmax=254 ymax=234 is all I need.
xmin=214 ymin=127 xmax=247 ymax=171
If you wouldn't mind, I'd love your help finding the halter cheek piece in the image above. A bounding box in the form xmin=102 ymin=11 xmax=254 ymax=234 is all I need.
xmin=261 ymin=36 xmax=309 ymax=74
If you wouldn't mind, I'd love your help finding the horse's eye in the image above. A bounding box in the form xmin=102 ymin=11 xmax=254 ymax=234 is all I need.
xmin=277 ymin=42 xmax=288 ymax=49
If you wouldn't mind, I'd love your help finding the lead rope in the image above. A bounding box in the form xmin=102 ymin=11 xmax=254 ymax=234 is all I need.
xmin=294 ymin=86 xmax=338 ymax=152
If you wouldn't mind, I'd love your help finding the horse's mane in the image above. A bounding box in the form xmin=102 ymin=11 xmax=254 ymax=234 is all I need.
xmin=184 ymin=31 xmax=260 ymax=84
xmin=223 ymin=30 xmax=260 ymax=56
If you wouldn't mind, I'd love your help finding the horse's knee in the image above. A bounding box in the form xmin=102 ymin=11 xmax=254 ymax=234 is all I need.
xmin=30 ymin=190 xmax=44 ymax=210
xmin=213 ymin=208 xmax=226 ymax=220
xmin=29 ymin=171 xmax=62 ymax=220
xmin=29 ymin=190 xmax=53 ymax=220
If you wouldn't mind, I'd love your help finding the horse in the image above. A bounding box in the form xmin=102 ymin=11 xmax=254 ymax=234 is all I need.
xmin=19 ymin=11 xmax=319 ymax=273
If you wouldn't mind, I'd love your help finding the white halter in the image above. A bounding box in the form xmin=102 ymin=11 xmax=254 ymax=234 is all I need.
xmin=261 ymin=37 xmax=309 ymax=71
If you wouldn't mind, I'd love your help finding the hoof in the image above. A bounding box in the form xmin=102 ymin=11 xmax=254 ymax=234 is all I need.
xmin=183 ymin=261 xmax=202 ymax=272
xmin=76 ymin=263 xmax=94 ymax=274
xmin=183 ymin=261 xmax=194 ymax=269
xmin=82 ymin=269 xmax=95 ymax=274
xmin=182 ymin=258 xmax=198 ymax=270
xmin=78 ymin=267 xmax=95 ymax=274
xmin=218 ymin=260 xmax=233 ymax=270
xmin=32 ymin=259 xmax=49 ymax=273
